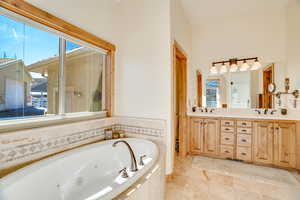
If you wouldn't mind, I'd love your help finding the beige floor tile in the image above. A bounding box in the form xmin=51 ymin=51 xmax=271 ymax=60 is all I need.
xmin=166 ymin=156 xmax=300 ymax=200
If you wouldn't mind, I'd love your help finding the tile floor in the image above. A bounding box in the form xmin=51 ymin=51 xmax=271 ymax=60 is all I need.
xmin=166 ymin=155 xmax=300 ymax=200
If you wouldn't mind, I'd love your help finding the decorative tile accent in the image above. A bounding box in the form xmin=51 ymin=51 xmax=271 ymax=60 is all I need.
xmin=113 ymin=124 xmax=164 ymax=137
xmin=0 ymin=117 xmax=166 ymax=172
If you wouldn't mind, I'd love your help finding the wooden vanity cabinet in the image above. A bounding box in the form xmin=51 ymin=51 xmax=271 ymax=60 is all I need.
xmin=190 ymin=118 xmax=204 ymax=154
xmin=189 ymin=116 xmax=298 ymax=170
xmin=253 ymin=122 xmax=274 ymax=165
xmin=203 ymin=119 xmax=220 ymax=156
xmin=273 ymin=123 xmax=296 ymax=168
xmin=253 ymin=121 xmax=296 ymax=168
xmin=190 ymin=118 xmax=220 ymax=156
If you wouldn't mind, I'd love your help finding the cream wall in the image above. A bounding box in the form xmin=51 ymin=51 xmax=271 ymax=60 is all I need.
xmin=287 ymin=0 xmax=300 ymax=91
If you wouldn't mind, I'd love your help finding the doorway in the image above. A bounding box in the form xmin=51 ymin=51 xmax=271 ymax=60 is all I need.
xmin=263 ymin=64 xmax=274 ymax=108
xmin=172 ymin=41 xmax=188 ymax=158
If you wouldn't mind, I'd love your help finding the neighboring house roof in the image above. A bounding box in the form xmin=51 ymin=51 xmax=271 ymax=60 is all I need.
xmin=0 ymin=58 xmax=15 ymax=64
xmin=26 ymin=47 xmax=96 ymax=72
xmin=0 ymin=59 xmax=32 ymax=80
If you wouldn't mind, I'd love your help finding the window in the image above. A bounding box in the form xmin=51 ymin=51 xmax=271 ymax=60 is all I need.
xmin=205 ymin=79 xmax=220 ymax=108
xmin=0 ymin=13 xmax=107 ymax=121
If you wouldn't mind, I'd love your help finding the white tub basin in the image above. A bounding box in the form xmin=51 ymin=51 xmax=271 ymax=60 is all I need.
xmin=0 ymin=138 xmax=158 ymax=200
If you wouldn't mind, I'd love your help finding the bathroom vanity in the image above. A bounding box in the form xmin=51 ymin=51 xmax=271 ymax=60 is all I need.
xmin=188 ymin=112 xmax=300 ymax=171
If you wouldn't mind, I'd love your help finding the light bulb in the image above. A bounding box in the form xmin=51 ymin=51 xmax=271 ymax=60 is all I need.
xmin=210 ymin=66 xmax=218 ymax=74
xmin=220 ymin=63 xmax=227 ymax=73
xmin=230 ymin=64 xmax=238 ymax=72
xmin=240 ymin=61 xmax=249 ymax=71
xmin=251 ymin=60 xmax=262 ymax=70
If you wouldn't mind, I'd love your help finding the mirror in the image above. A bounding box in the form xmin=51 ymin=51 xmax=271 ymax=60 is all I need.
xmin=198 ymin=63 xmax=291 ymax=109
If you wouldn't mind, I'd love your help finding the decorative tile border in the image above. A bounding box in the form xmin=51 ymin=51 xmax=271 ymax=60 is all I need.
xmin=113 ymin=124 xmax=164 ymax=137
xmin=0 ymin=117 xmax=166 ymax=172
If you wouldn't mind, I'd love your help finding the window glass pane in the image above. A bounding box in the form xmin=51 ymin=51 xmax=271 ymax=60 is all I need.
xmin=205 ymin=80 xmax=219 ymax=108
xmin=64 ymin=40 xmax=105 ymax=113
xmin=0 ymin=14 xmax=59 ymax=120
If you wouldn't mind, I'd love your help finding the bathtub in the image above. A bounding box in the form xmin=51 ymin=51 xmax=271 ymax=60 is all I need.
xmin=0 ymin=138 xmax=159 ymax=200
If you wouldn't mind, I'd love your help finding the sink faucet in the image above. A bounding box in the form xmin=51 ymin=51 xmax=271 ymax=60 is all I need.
xmin=254 ymin=109 xmax=261 ymax=114
xmin=113 ymin=140 xmax=138 ymax=172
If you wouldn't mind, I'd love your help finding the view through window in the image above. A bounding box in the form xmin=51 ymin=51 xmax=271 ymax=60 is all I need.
xmin=205 ymin=79 xmax=220 ymax=108
xmin=0 ymin=14 xmax=106 ymax=120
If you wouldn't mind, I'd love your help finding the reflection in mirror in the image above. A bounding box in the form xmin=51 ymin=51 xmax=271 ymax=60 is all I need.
xmin=201 ymin=63 xmax=282 ymax=109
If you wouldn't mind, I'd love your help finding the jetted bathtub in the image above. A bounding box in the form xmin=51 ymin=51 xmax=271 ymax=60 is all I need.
xmin=0 ymin=138 xmax=159 ymax=200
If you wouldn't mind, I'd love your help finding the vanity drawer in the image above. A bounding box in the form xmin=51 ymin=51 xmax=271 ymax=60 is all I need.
xmin=237 ymin=127 xmax=252 ymax=134
xmin=221 ymin=126 xmax=235 ymax=133
xmin=236 ymin=147 xmax=252 ymax=162
xmin=221 ymin=120 xmax=235 ymax=127
xmin=220 ymin=145 xmax=234 ymax=159
xmin=237 ymin=134 xmax=252 ymax=147
xmin=237 ymin=121 xmax=252 ymax=128
xmin=221 ymin=132 xmax=235 ymax=145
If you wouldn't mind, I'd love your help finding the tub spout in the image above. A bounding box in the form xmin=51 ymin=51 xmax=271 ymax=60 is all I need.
xmin=113 ymin=140 xmax=138 ymax=172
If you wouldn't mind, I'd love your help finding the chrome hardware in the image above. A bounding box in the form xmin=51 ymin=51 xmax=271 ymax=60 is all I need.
xmin=119 ymin=167 xmax=129 ymax=178
xmin=254 ymin=109 xmax=261 ymax=114
xmin=113 ymin=140 xmax=138 ymax=172
xmin=139 ymin=155 xmax=146 ymax=166
xmin=264 ymin=109 xmax=269 ymax=115
xmin=270 ymin=110 xmax=277 ymax=115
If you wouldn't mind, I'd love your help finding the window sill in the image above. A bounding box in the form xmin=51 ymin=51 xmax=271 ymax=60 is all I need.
xmin=0 ymin=111 xmax=107 ymax=133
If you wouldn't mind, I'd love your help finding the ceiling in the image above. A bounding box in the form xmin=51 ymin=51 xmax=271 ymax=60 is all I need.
xmin=180 ymin=0 xmax=289 ymax=26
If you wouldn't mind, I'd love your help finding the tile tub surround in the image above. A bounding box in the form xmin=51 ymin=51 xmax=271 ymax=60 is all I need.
xmin=0 ymin=117 xmax=166 ymax=177
xmin=166 ymin=155 xmax=300 ymax=200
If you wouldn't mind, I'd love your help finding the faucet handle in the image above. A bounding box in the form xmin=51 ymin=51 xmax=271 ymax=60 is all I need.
xmin=270 ymin=110 xmax=277 ymax=115
xmin=139 ymin=155 xmax=147 ymax=166
xmin=119 ymin=167 xmax=129 ymax=178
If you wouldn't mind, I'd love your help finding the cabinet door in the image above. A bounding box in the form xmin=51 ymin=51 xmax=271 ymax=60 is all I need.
xmin=190 ymin=118 xmax=204 ymax=154
xmin=274 ymin=123 xmax=296 ymax=168
xmin=253 ymin=122 xmax=274 ymax=164
xmin=203 ymin=119 xmax=220 ymax=156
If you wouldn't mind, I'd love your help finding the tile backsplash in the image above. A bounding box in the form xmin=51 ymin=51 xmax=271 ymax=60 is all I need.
xmin=0 ymin=117 xmax=166 ymax=173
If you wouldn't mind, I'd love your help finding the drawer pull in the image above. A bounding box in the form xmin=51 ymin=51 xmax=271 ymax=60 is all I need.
xmin=241 ymin=139 xmax=247 ymax=142
xmin=225 ymin=122 xmax=230 ymax=125
xmin=225 ymin=138 xmax=230 ymax=140
xmin=242 ymin=122 xmax=247 ymax=126
xmin=225 ymin=150 xmax=230 ymax=153
xmin=241 ymin=153 xmax=247 ymax=156
xmin=242 ymin=129 xmax=247 ymax=132
xmin=225 ymin=128 xmax=230 ymax=131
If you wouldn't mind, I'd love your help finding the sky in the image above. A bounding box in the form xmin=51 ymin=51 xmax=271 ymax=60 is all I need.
xmin=0 ymin=14 xmax=80 ymax=66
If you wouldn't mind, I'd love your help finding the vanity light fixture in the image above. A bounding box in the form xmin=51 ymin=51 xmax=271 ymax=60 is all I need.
xmin=220 ymin=62 xmax=227 ymax=73
xmin=210 ymin=63 xmax=218 ymax=74
xmin=229 ymin=59 xmax=238 ymax=72
xmin=250 ymin=58 xmax=262 ymax=70
xmin=211 ymin=57 xmax=260 ymax=74
xmin=240 ymin=60 xmax=250 ymax=71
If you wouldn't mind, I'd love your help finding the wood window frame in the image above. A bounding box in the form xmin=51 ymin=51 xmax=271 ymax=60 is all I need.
xmin=0 ymin=0 xmax=116 ymax=117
